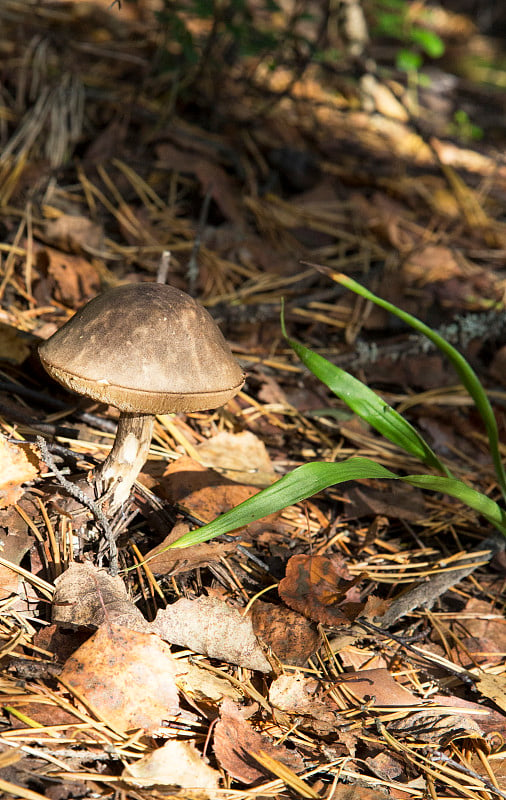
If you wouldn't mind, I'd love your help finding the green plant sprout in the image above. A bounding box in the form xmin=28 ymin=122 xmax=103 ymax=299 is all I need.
xmin=450 ymin=109 xmax=484 ymax=143
xmin=163 ymin=272 xmax=506 ymax=551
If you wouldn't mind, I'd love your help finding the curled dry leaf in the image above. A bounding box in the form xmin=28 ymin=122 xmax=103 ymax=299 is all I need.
xmin=60 ymin=623 xmax=180 ymax=733
xmin=123 ymin=740 xmax=220 ymax=790
xmin=250 ymin=600 xmax=320 ymax=666
xmin=52 ymin=562 xmax=150 ymax=631
xmin=0 ymin=434 xmax=38 ymax=509
xmin=152 ymin=596 xmax=272 ymax=673
xmin=213 ymin=697 xmax=303 ymax=785
xmin=278 ymin=553 xmax=366 ymax=626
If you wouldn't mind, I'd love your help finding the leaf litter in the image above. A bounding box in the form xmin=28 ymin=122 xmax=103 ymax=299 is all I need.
xmin=0 ymin=0 xmax=505 ymax=797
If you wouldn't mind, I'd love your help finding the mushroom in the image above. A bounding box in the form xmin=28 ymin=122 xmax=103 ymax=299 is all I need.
xmin=39 ymin=283 xmax=245 ymax=512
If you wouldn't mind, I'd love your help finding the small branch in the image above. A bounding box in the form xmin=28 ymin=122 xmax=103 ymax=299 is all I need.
xmin=37 ymin=436 xmax=118 ymax=575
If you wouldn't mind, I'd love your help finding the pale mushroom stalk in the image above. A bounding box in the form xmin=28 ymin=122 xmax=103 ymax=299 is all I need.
xmin=95 ymin=412 xmax=155 ymax=511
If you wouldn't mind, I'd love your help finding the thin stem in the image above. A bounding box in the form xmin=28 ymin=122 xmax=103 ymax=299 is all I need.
xmin=95 ymin=413 xmax=155 ymax=512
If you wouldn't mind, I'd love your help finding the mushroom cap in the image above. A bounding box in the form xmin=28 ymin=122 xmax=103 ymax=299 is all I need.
xmin=39 ymin=283 xmax=245 ymax=413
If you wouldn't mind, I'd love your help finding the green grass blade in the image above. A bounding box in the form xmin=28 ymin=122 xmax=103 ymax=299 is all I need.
xmin=167 ymin=458 xmax=399 ymax=548
xmin=330 ymin=271 xmax=506 ymax=501
xmin=281 ymin=311 xmax=450 ymax=476
xmin=166 ymin=458 xmax=506 ymax=549
xmin=402 ymin=474 xmax=506 ymax=532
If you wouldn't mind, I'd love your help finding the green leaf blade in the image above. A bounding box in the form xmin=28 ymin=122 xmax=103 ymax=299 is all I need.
xmin=402 ymin=474 xmax=506 ymax=532
xmin=168 ymin=458 xmax=398 ymax=548
xmin=286 ymin=334 xmax=448 ymax=476
xmin=331 ymin=272 xmax=506 ymax=501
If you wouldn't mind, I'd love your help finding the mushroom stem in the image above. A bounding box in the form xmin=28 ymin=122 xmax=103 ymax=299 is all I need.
xmin=95 ymin=413 xmax=155 ymax=512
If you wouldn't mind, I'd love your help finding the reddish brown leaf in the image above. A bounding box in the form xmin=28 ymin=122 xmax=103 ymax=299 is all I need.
xmin=250 ymin=600 xmax=320 ymax=666
xmin=278 ymin=553 xmax=366 ymax=626
xmin=143 ymin=525 xmax=235 ymax=577
xmin=213 ymin=698 xmax=303 ymax=785
xmin=35 ymin=245 xmax=100 ymax=308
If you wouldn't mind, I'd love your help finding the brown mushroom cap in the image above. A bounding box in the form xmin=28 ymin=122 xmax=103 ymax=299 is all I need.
xmin=39 ymin=283 xmax=245 ymax=413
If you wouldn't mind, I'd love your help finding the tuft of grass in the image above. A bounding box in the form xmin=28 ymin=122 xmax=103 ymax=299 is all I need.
xmin=166 ymin=272 xmax=506 ymax=550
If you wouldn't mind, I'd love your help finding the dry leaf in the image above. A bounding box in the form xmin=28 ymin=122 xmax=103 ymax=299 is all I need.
xmin=36 ymin=245 xmax=101 ymax=307
xmin=44 ymin=215 xmax=104 ymax=254
xmin=213 ymin=697 xmax=303 ymax=785
xmin=156 ymin=455 xmax=279 ymax=536
xmin=196 ymin=430 xmax=277 ymax=487
xmin=278 ymin=553 xmax=366 ymax=626
xmin=60 ymin=623 xmax=180 ymax=733
xmin=0 ymin=322 xmax=32 ymax=364
xmin=152 ymin=596 xmax=272 ymax=673
xmin=403 ymin=244 xmax=463 ymax=284
xmin=156 ymin=143 xmax=244 ymax=227
xmin=251 ymin=600 xmax=320 ymax=666
xmin=0 ymin=434 xmax=38 ymax=508
xmin=475 ymin=672 xmax=506 ymax=714
xmin=52 ymin=562 xmax=150 ymax=631
xmin=175 ymin=662 xmax=243 ymax=704
xmin=143 ymin=529 xmax=235 ymax=577
xmin=123 ymin=740 xmax=220 ymax=789
xmin=269 ymin=674 xmax=353 ymax=743
xmin=0 ymin=507 xmax=35 ymax=601
xmin=336 ymin=669 xmax=420 ymax=707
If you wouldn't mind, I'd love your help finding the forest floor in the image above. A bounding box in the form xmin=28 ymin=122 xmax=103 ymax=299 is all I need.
xmin=0 ymin=1 xmax=506 ymax=798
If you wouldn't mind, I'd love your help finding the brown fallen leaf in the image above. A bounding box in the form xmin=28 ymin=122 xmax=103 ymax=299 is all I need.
xmin=35 ymin=244 xmax=101 ymax=308
xmin=331 ymin=786 xmax=396 ymax=800
xmin=251 ymin=600 xmax=320 ymax=666
xmin=213 ymin=697 xmax=303 ymax=785
xmin=196 ymin=430 xmax=277 ymax=487
xmin=0 ymin=434 xmax=38 ymax=509
xmin=152 ymin=596 xmax=272 ymax=673
xmin=44 ymin=215 xmax=104 ymax=254
xmin=143 ymin=525 xmax=236 ymax=577
xmin=403 ymin=244 xmax=463 ymax=285
xmin=278 ymin=553 xmax=366 ymax=626
xmin=0 ymin=507 xmax=34 ymax=601
xmin=388 ymin=706 xmax=484 ymax=744
xmin=155 ymin=455 xmax=280 ymax=537
xmin=431 ymin=693 xmax=506 ymax=738
xmin=474 ymin=672 xmax=506 ymax=714
xmin=0 ymin=322 xmax=32 ymax=364
xmin=336 ymin=669 xmax=421 ymax=707
xmin=52 ymin=562 xmax=150 ymax=631
xmin=60 ymin=623 xmax=180 ymax=733
xmin=269 ymin=674 xmax=355 ymax=747
xmin=156 ymin=142 xmax=244 ymax=227
xmin=123 ymin=740 xmax=220 ymax=790
xmin=175 ymin=662 xmax=243 ymax=704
